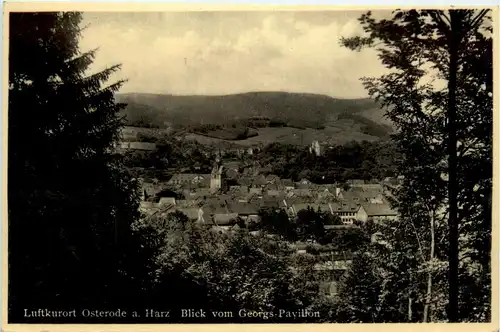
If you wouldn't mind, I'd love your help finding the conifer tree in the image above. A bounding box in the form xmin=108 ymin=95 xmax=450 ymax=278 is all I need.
xmin=8 ymin=12 xmax=143 ymax=321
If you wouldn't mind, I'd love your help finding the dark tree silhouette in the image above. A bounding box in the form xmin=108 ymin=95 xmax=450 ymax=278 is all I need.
xmin=8 ymin=12 xmax=144 ymax=321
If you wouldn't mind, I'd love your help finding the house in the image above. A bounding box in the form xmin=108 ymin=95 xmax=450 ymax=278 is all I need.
xmin=229 ymin=185 xmax=242 ymax=192
xmin=212 ymin=213 xmax=239 ymax=230
xmin=292 ymin=188 xmax=314 ymax=197
xmin=356 ymin=183 xmax=385 ymax=192
xmin=175 ymin=199 xmax=201 ymax=208
xmin=222 ymin=160 xmax=241 ymax=171
xmin=260 ymin=197 xmax=284 ymax=211
xmin=167 ymin=174 xmax=211 ymax=187
xmin=347 ymin=179 xmax=366 ymax=186
xmin=158 ymin=197 xmax=176 ymax=206
xmin=383 ymin=177 xmax=400 ymax=188
xmin=361 ymin=190 xmax=385 ymax=204
xmin=193 ymin=162 xmax=202 ymax=171
xmin=328 ymin=202 xmax=368 ymax=224
xmin=281 ymin=179 xmax=295 ymax=190
xmin=229 ymin=185 xmax=249 ymax=198
xmin=120 ymin=141 xmax=157 ymax=151
xmin=249 ymin=187 xmax=263 ymax=196
xmin=228 ymin=202 xmax=260 ymax=222
xmin=363 ymin=203 xmax=399 ymax=222
xmin=264 ymin=182 xmax=284 ymax=191
xmin=139 ymin=201 xmax=159 ymax=215
xmin=237 ymin=177 xmax=253 ymax=187
xmin=293 ymin=242 xmax=309 ymax=254
xmin=317 ymin=188 xmax=336 ymax=200
xmin=296 ymin=178 xmax=313 ymax=187
xmin=320 ymin=281 xmax=339 ymax=297
xmin=252 ymin=175 xmax=268 ymax=187
xmin=266 ymin=189 xmax=282 ymax=197
xmin=265 ymin=174 xmax=281 ymax=184
xmin=120 ymin=126 xmax=139 ymax=141
xmin=337 ymin=190 xmax=363 ymax=202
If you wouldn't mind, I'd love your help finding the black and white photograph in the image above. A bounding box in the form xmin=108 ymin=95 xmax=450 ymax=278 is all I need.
xmin=5 ymin=5 xmax=496 ymax=325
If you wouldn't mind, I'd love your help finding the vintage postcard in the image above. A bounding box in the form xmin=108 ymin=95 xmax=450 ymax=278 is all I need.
xmin=2 ymin=3 xmax=498 ymax=331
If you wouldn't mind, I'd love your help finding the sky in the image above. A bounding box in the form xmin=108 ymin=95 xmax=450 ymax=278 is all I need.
xmin=80 ymin=11 xmax=392 ymax=99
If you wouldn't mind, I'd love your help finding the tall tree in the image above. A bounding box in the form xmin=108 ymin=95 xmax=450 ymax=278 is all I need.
xmin=8 ymin=12 xmax=142 ymax=321
xmin=341 ymin=9 xmax=492 ymax=322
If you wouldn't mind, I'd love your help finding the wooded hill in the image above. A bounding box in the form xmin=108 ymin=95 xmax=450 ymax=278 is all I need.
xmin=116 ymin=92 xmax=394 ymax=143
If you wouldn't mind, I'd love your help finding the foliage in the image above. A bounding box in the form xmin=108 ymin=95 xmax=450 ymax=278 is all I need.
xmin=137 ymin=211 xmax=326 ymax=322
xmin=259 ymin=208 xmax=298 ymax=241
xmin=255 ymin=140 xmax=400 ymax=182
xmin=340 ymin=9 xmax=492 ymax=322
xmin=8 ymin=12 xmax=144 ymax=320
xmin=295 ymin=208 xmax=328 ymax=242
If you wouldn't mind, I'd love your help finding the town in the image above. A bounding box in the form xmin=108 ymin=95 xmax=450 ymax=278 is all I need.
xmin=9 ymin=9 xmax=492 ymax=324
xmin=119 ymin=129 xmax=401 ymax=299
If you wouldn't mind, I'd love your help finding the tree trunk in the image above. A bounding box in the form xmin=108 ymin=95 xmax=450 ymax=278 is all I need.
xmin=447 ymin=10 xmax=460 ymax=323
xmin=408 ymin=297 xmax=413 ymax=322
xmin=423 ymin=212 xmax=436 ymax=322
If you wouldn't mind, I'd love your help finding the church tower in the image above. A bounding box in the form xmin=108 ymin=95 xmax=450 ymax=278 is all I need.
xmin=210 ymin=163 xmax=223 ymax=192
xmin=309 ymin=140 xmax=321 ymax=156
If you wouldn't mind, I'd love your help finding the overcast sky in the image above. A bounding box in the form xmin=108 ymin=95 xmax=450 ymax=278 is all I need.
xmin=80 ymin=11 xmax=391 ymax=99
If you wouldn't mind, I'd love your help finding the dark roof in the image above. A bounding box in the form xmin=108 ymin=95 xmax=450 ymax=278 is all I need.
xmin=213 ymin=213 xmax=239 ymax=225
xmin=363 ymin=203 xmax=398 ymax=216
xmin=222 ymin=161 xmax=241 ymax=170
xmin=253 ymin=175 xmax=268 ymax=186
xmin=176 ymin=199 xmax=201 ymax=208
xmin=329 ymin=202 xmax=362 ymax=212
xmin=339 ymin=191 xmax=363 ymax=201
xmin=260 ymin=197 xmax=284 ymax=209
xmin=264 ymin=183 xmax=283 ymax=191
xmin=158 ymin=197 xmax=176 ymax=205
xmin=266 ymin=189 xmax=283 ymax=197
xmin=347 ymin=179 xmax=365 ymax=185
xmin=249 ymin=187 xmax=263 ymax=194
xmin=228 ymin=202 xmax=260 ymax=215
xmin=237 ymin=177 xmax=253 ymax=186
xmin=265 ymin=174 xmax=281 ymax=183
xmin=175 ymin=208 xmax=200 ymax=220
xmin=292 ymin=189 xmax=314 ymax=197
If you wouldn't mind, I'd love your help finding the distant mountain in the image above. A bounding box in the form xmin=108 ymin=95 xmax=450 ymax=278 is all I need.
xmin=115 ymin=91 xmax=394 ymax=144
